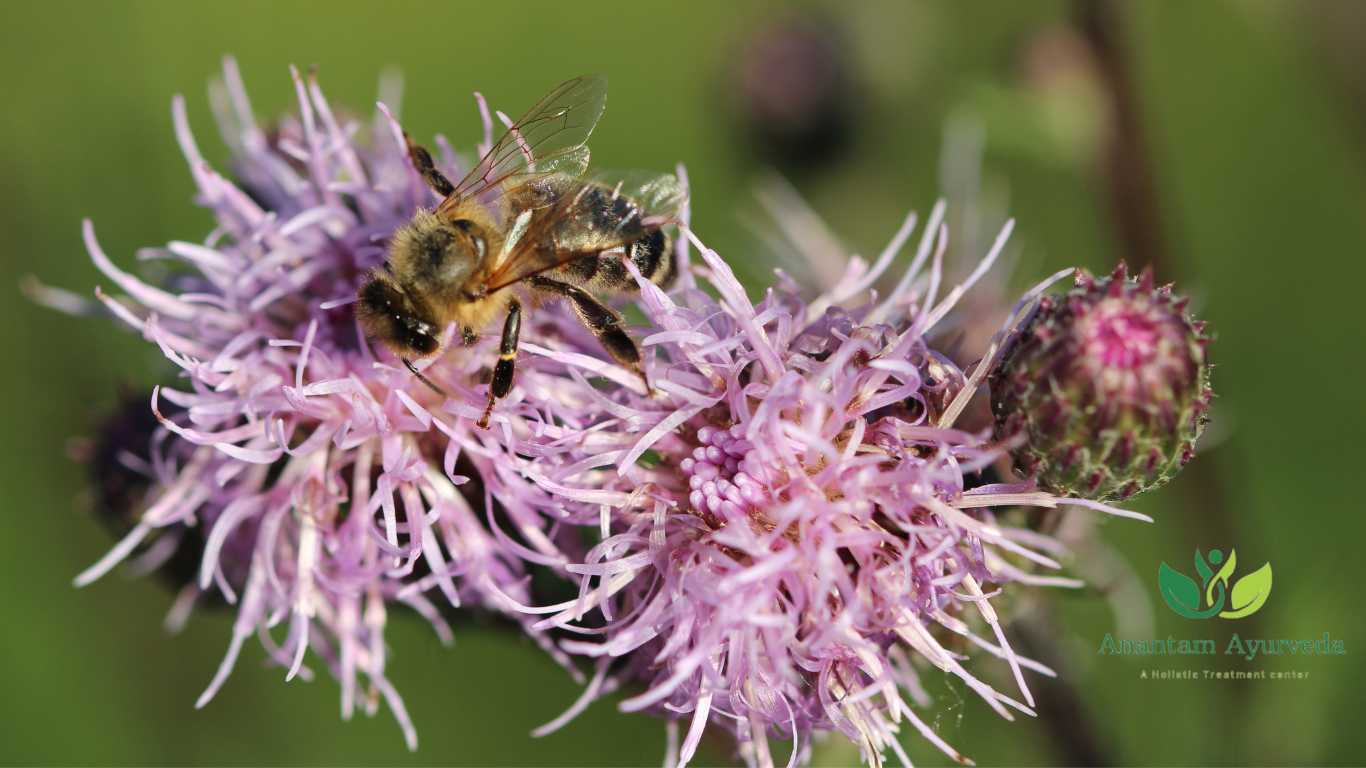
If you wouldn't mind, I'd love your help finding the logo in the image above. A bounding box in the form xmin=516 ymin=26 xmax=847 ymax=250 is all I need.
xmin=1158 ymin=548 xmax=1272 ymax=619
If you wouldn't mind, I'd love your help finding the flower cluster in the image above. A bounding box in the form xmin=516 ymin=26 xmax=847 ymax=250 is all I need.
xmin=55 ymin=61 xmax=1207 ymax=766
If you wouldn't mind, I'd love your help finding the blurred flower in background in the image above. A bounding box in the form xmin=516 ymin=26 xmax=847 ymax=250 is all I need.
xmin=727 ymin=11 xmax=860 ymax=175
xmin=963 ymin=23 xmax=1110 ymax=173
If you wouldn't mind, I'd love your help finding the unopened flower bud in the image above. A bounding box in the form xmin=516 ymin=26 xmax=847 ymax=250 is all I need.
xmin=990 ymin=263 xmax=1213 ymax=500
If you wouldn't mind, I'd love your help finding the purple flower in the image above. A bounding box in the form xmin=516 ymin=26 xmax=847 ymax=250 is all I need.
xmin=729 ymin=10 xmax=857 ymax=172
xmin=495 ymin=204 xmax=1155 ymax=766
xmin=61 ymin=60 xmax=580 ymax=748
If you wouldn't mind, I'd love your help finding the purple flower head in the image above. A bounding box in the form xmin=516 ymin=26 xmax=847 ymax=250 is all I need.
xmin=990 ymin=263 xmax=1213 ymax=501
xmin=502 ymin=204 xmax=1153 ymax=766
xmin=61 ymin=60 xmax=585 ymax=748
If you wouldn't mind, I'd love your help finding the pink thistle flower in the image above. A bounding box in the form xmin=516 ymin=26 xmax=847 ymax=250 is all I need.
xmin=59 ymin=60 xmax=585 ymax=748
xmin=502 ymin=206 xmax=1158 ymax=767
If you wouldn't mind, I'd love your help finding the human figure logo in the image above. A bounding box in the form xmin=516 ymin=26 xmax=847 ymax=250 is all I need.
xmin=1158 ymin=548 xmax=1272 ymax=619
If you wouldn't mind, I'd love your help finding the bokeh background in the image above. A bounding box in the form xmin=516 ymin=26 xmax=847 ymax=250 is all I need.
xmin=3 ymin=1 xmax=1364 ymax=765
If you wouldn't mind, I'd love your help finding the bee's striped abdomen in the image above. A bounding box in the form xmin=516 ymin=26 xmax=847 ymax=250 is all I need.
xmin=625 ymin=228 xmax=674 ymax=288
xmin=552 ymin=183 xmax=675 ymax=292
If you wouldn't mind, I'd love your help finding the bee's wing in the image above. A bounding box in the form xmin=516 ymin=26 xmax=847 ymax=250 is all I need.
xmin=441 ymin=75 xmax=606 ymax=211
xmin=482 ymin=174 xmax=681 ymax=293
xmin=586 ymin=169 xmax=687 ymax=225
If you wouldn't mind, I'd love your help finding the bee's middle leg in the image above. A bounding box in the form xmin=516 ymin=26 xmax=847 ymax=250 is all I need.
xmin=529 ymin=276 xmax=647 ymax=391
xmin=478 ymin=300 xmax=521 ymax=429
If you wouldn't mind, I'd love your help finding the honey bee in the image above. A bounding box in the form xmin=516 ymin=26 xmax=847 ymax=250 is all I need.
xmin=356 ymin=75 xmax=684 ymax=427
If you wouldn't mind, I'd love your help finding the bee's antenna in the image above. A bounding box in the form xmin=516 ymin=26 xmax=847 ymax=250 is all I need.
xmin=403 ymin=358 xmax=449 ymax=399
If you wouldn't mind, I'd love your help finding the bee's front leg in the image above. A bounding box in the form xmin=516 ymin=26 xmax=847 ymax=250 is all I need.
xmin=403 ymin=133 xmax=455 ymax=198
xmin=478 ymin=300 xmax=521 ymax=429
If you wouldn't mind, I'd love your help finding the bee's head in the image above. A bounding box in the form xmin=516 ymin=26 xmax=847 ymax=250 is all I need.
xmin=356 ymin=274 xmax=441 ymax=358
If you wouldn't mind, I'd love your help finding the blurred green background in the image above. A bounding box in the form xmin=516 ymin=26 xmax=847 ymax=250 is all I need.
xmin=3 ymin=1 xmax=1364 ymax=765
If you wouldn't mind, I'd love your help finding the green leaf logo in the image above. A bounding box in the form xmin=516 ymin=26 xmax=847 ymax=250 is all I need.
xmin=1220 ymin=562 xmax=1272 ymax=619
xmin=1158 ymin=547 xmax=1271 ymax=620
xmin=1159 ymin=562 xmax=1215 ymax=618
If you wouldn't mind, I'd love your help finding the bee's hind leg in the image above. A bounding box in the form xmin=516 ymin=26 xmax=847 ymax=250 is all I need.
xmin=529 ymin=276 xmax=649 ymax=393
xmin=478 ymin=300 xmax=522 ymax=429
xmin=402 ymin=133 xmax=455 ymax=198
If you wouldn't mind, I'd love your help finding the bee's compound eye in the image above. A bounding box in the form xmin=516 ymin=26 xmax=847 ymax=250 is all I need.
xmin=397 ymin=316 xmax=441 ymax=356
xmin=405 ymin=326 xmax=439 ymax=356
xmin=449 ymin=220 xmax=485 ymax=261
